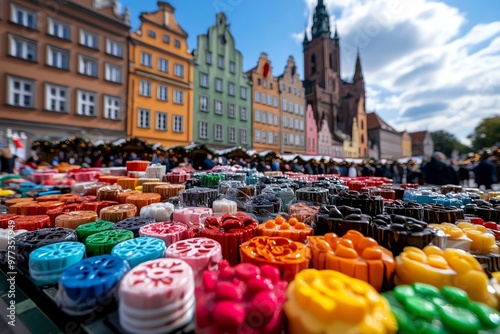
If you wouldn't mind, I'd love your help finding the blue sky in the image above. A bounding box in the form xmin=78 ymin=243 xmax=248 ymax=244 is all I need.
xmin=121 ymin=0 xmax=500 ymax=145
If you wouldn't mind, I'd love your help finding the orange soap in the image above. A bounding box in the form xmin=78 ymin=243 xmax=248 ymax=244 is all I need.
xmin=257 ymin=216 xmax=314 ymax=243
xmin=117 ymin=190 xmax=142 ymax=204
xmin=308 ymin=230 xmax=394 ymax=292
xmin=9 ymin=202 xmax=40 ymax=215
xmin=154 ymin=184 xmax=185 ymax=199
xmin=97 ymin=175 xmax=123 ymax=184
xmin=116 ymin=178 xmax=138 ymax=190
xmin=126 ymin=193 xmax=161 ymax=213
xmin=96 ymin=184 xmax=122 ymax=201
xmin=141 ymin=182 xmax=169 ymax=193
xmin=240 ymin=236 xmax=311 ymax=282
xmin=4 ymin=198 xmax=34 ymax=207
xmin=55 ymin=210 xmax=98 ymax=229
xmin=99 ymin=203 xmax=137 ymax=223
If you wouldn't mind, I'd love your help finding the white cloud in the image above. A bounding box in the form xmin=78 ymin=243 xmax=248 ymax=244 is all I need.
xmin=296 ymin=0 xmax=500 ymax=146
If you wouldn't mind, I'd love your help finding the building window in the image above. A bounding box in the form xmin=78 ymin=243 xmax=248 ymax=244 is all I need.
xmin=270 ymin=83 xmax=274 ymax=90
xmin=228 ymin=104 xmax=235 ymax=118
xmin=240 ymin=106 xmax=247 ymax=121
xmin=139 ymin=80 xmax=152 ymax=97
xmin=258 ymin=79 xmax=262 ymax=86
xmin=77 ymin=90 xmax=97 ymax=116
xmin=158 ymin=58 xmax=169 ymax=73
xmin=288 ymin=87 xmax=292 ymax=93
xmin=7 ymin=76 xmax=35 ymax=108
xmin=267 ymin=95 xmax=272 ymax=106
xmin=199 ymin=121 xmax=208 ymax=139
xmin=215 ymin=78 xmax=223 ymax=92
xmin=215 ymin=124 xmax=223 ymax=141
xmin=261 ymin=111 xmax=267 ymax=124
xmin=230 ymin=61 xmax=235 ymax=74
xmin=261 ymin=93 xmax=266 ymax=105
xmin=48 ymin=18 xmax=70 ymax=40
xmin=273 ymin=97 xmax=278 ymax=107
xmin=295 ymin=103 xmax=299 ymax=114
xmin=255 ymin=109 xmax=261 ymax=122
xmin=284 ymin=132 xmax=288 ymax=145
xmin=174 ymin=63 xmax=184 ymax=77
xmin=141 ymin=52 xmax=152 ymax=67
xmin=46 ymin=46 xmax=69 ymax=69
xmin=200 ymin=96 xmax=209 ymax=112
xmin=200 ymin=73 xmax=209 ymax=88
xmin=11 ymin=4 xmax=36 ymax=29
xmin=268 ymin=131 xmax=273 ymax=144
xmin=311 ymin=54 xmax=316 ymax=74
xmin=45 ymin=83 xmax=67 ymax=112
xmin=79 ymin=29 xmax=98 ymax=49
xmin=283 ymin=99 xmax=287 ymax=111
xmin=106 ymin=39 xmax=123 ymax=57
xmin=268 ymin=113 xmax=273 ymax=125
xmin=263 ymin=80 xmax=267 ymax=88
xmin=283 ymin=116 xmax=288 ymax=128
xmin=289 ymin=101 xmax=293 ymax=112
xmin=262 ymin=131 xmax=267 ymax=144
xmin=300 ymin=106 xmax=304 ymax=116
xmin=294 ymin=88 xmax=297 ymax=95
xmin=218 ymin=55 xmax=224 ymax=69
xmin=206 ymin=52 xmax=212 ymax=65
xmin=295 ymin=119 xmax=299 ymax=130
xmin=274 ymin=114 xmax=278 ymax=126
xmin=228 ymin=82 xmax=235 ymax=96
xmin=241 ymin=129 xmax=247 ymax=144
xmin=163 ymin=34 xmax=170 ymax=43
xmin=174 ymin=39 xmax=181 ymax=48
xmin=255 ymin=91 xmax=260 ymax=103
xmin=255 ymin=129 xmax=261 ymax=143
xmin=229 ymin=127 xmax=236 ymax=143
xmin=138 ymin=108 xmax=150 ymax=128
xmin=274 ymin=133 xmax=278 ymax=145
xmin=78 ymin=55 xmax=98 ymax=77
xmin=215 ymin=100 xmax=223 ymax=115
xmin=156 ymin=112 xmax=168 ymax=131
xmin=148 ymin=30 xmax=156 ymax=38
xmin=8 ymin=34 xmax=36 ymax=61
xmin=240 ymin=87 xmax=247 ymax=100
xmin=105 ymin=63 xmax=122 ymax=83
xmin=157 ymin=84 xmax=168 ymax=101
xmin=300 ymin=120 xmax=304 ymax=131
xmin=173 ymin=90 xmax=184 ymax=104
xmin=104 ymin=95 xmax=121 ymax=120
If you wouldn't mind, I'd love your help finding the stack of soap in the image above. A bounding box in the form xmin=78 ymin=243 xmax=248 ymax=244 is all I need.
xmin=139 ymin=221 xmax=188 ymax=246
xmin=258 ymin=216 xmax=313 ymax=243
xmin=119 ymin=259 xmax=194 ymax=333
xmin=195 ymin=261 xmax=287 ymax=334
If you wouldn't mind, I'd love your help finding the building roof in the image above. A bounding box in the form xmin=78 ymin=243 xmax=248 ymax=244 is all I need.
xmin=366 ymin=112 xmax=397 ymax=132
xmin=409 ymin=131 xmax=428 ymax=143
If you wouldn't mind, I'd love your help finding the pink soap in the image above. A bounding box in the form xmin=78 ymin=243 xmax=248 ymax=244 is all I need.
xmin=165 ymin=238 xmax=222 ymax=286
xmin=31 ymin=172 xmax=54 ymax=184
xmin=172 ymin=207 xmax=213 ymax=232
xmin=119 ymin=258 xmax=194 ymax=333
xmin=165 ymin=171 xmax=191 ymax=184
xmin=74 ymin=171 xmax=100 ymax=182
xmin=139 ymin=222 xmax=188 ymax=246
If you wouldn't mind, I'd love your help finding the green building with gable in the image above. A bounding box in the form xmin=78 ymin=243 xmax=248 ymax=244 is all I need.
xmin=192 ymin=13 xmax=252 ymax=149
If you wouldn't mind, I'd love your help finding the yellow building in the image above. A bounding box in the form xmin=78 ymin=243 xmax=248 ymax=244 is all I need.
xmin=401 ymin=131 xmax=412 ymax=157
xmin=127 ymin=2 xmax=193 ymax=146
xmin=343 ymin=117 xmax=359 ymax=158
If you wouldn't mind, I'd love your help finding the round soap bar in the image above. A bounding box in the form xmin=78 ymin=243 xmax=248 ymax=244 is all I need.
xmin=284 ymin=269 xmax=397 ymax=334
xmin=258 ymin=216 xmax=314 ymax=243
xmin=115 ymin=217 xmax=155 ymax=237
xmin=195 ymin=260 xmax=287 ymax=334
xmin=126 ymin=160 xmax=150 ymax=172
xmin=140 ymin=202 xmax=175 ymax=222
xmin=85 ymin=229 xmax=134 ymax=256
xmin=154 ymin=184 xmax=185 ymax=200
xmin=180 ymin=188 xmax=218 ymax=207
xmin=116 ymin=190 xmax=142 ymax=204
xmin=126 ymin=193 xmax=161 ymax=212
xmin=111 ymin=237 xmax=166 ymax=268
xmin=83 ymin=200 xmax=119 ymax=215
xmin=11 ymin=215 xmax=51 ymax=231
xmin=240 ymin=236 xmax=311 ymax=282
xmin=29 ymin=241 xmax=86 ymax=286
xmin=96 ymin=185 xmax=122 ymax=201
xmin=395 ymin=246 xmax=498 ymax=309
xmin=172 ymin=207 xmax=213 ymax=232
xmin=139 ymin=221 xmax=187 ymax=246
xmin=141 ymin=182 xmax=169 ymax=194
xmin=75 ymin=220 xmax=115 ymax=242
xmin=165 ymin=238 xmax=222 ymax=286
xmin=212 ymin=198 xmax=238 ymax=214
xmin=56 ymin=255 xmax=129 ymax=315
xmin=119 ymin=258 xmax=194 ymax=334
xmin=55 ymin=210 xmax=98 ymax=229
xmin=99 ymin=204 xmax=137 ymax=223
xmin=383 ymin=283 xmax=500 ymax=334
xmin=289 ymin=202 xmax=320 ymax=225
xmin=0 ymin=214 xmax=20 ymax=228
xmin=116 ymin=178 xmax=138 ymax=190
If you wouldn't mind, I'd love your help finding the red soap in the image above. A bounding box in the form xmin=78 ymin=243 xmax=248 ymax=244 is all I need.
xmin=0 ymin=214 xmax=19 ymax=228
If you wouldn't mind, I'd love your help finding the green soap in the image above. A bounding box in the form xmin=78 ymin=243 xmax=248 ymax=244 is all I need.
xmin=405 ymin=296 xmax=437 ymax=320
xmin=395 ymin=285 xmax=416 ymax=304
xmin=413 ymin=319 xmax=447 ymax=334
xmin=468 ymin=302 xmax=500 ymax=329
xmin=391 ymin=306 xmax=417 ymax=333
xmin=413 ymin=283 xmax=441 ymax=299
xmin=76 ymin=220 xmax=115 ymax=242
xmin=85 ymin=229 xmax=133 ymax=256
xmin=441 ymin=286 xmax=470 ymax=306
xmin=439 ymin=304 xmax=481 ymax=333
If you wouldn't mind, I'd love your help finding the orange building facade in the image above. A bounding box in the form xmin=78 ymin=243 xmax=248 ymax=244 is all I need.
xmin=127 ymin=2 xmax=193 ymax=147
xmin=247 ymin=53 xmax=280 ymax=152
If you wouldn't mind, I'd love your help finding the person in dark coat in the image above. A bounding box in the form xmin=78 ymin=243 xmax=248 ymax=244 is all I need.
xmin=422 ymin=152 xmax=460 ymax=186
xmin=474 ymin=153 xmax=498 ymax=190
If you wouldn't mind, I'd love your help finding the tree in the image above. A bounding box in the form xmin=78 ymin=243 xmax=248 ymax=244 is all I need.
xmin=468 ymin=116 xmax=500 ymax=151
xmin=431 ymin=130 xmax=470 ymax=157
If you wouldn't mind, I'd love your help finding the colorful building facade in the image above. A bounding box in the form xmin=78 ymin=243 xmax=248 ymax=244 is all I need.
xmin=318 ymin=118 xmax=333 ymax=156
xmin=192 ymin=13 xmax=252 ymax=149
xmin=401 ymin=131 xmax=412 ymax=157
xmin=305 ymin=104 xmax=318 ymax=155
xmin=247 ymin=53 xmax=280 ymax=152
xmin=127 ymin=2 xmax=193 ymax=147
xmin=278 ymin=56 xmax=305 ymax=154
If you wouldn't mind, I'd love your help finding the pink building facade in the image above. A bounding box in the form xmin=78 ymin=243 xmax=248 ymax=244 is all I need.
xmin=318 ymin=118 xmax=333 ymax=156
xmin=305 ymin=104 xmax=318 ymax=155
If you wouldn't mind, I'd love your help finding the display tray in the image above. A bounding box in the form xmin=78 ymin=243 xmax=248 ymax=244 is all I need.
xmin=0 ymin=266 xmax=195 ymax=334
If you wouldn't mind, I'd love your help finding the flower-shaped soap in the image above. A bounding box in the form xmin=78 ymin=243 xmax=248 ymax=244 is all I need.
xmin=456 ymin=222 xmax=498 ymax=255
xmin=284 ymin=269 xmax=397 ymax=334
xmin=240 ymin=236 xmax=311 ymax=282
xmin=429 ymin=223 xmax=472 ymax=251
xmin=195 ymin=260 xmax=287 ymax=334
xmin=395 ymin=246 xmax=497 ymax=309
xmin=308 ymin=230 xmax=394 ymax=292
xmin=258 ymin=216 xmax=313 ymax=243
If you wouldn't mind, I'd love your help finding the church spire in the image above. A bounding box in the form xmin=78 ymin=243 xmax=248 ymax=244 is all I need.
xmin=311 ymin=0 xmax=331 ymax=39
xmin=354 ymin=49 xmax=363 ymax=82
xmin=333 ymin=23 xmax=339 ymax=45
xmin=302 ymin=26 xmax=309 ymax=50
